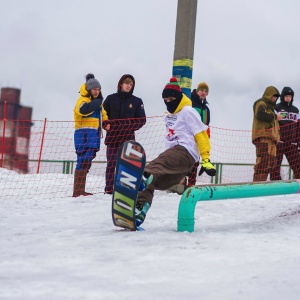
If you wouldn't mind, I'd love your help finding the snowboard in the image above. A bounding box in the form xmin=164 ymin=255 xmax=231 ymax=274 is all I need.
xmin=112 ymin=141 xmax=146 ymax=231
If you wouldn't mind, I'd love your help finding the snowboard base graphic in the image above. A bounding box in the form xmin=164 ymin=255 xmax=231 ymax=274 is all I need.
xmin=112 ymin=141 xmax=146 ymax=231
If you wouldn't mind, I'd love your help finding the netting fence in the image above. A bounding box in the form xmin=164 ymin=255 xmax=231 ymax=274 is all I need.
xmin=0 ymin=116 xmax=295 ymax=200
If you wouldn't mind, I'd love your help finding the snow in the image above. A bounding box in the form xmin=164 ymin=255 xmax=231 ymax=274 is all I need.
xmin=1 ymin=169 xmax=300 ymax=300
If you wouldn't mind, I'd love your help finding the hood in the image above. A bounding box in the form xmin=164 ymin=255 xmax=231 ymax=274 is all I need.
xmin=191 ymin=89 xmax=198 ymax=96
xmin=280 ymin=86 xmax=294 ymax=103
xmin=262 ymin=86 xmax=280 ymax=102
xmin=117 ymin=74 xmax=135 ymax=92
xmin=79 ymin=83 xmax=89 ymax=97
xmin=173 ymin=93 xmax=192 ymax=114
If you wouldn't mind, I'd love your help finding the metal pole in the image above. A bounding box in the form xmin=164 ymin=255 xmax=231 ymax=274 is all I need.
xmin=173 ymin=0 xmax=198 ymax=98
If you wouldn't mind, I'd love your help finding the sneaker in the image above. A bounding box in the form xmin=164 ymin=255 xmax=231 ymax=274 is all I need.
xmin=135 ymin=202 xmax=151 ymax=227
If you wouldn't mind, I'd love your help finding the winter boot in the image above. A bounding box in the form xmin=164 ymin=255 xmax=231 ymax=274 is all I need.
xmin=72 ymin=170 xmax=93 ymax=197
xmin=253 ymin=173 xmax=268 ymax=182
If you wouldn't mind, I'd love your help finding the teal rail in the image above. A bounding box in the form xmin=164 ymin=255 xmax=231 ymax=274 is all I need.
xmin=177 ymin=180 xmax=300 ymax=233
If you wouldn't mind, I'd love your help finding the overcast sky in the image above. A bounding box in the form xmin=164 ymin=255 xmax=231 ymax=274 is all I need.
xmin=1 ymin=0 xmax=300 ymax=129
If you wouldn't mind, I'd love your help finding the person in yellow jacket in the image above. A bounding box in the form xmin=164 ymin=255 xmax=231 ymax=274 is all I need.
xmin=73 ymin=73 xmax=108 ymax=197
xmin=135 ymin=78 xmax=215 ymax=227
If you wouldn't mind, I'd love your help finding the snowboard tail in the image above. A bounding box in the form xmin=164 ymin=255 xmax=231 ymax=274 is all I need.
xmin=112 ymin=141 xmax=146 ymax=231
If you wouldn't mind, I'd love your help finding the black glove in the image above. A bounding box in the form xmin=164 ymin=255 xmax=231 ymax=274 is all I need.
xmin=199 ymin=159 xmax=216 ymax=176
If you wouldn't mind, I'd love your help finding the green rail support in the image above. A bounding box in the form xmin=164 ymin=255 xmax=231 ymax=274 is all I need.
xmin=177 ymin=180 xmax=300 ymax=232
xmin=62 ymin=160 xmax=74 ymax=174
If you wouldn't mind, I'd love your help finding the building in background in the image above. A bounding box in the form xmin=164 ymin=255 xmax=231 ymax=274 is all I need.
xmin=0 ymin=87 xmax=33 ymax=173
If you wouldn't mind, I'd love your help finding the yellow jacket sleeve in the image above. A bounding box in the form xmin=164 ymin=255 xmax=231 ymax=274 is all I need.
xmin=102 ymin=107 xmax=108 ymax=121
xmin=194 ymin=131 xmax=211 ymax=160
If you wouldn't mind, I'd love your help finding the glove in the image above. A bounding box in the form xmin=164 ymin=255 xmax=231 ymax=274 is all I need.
xmin=199 ymin=159 xmax=216 ymax=177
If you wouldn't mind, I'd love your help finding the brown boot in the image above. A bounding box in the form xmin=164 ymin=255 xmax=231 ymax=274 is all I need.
xmin=73 ymin=170 xmax=93 ymax=197
xmin=81 ymin=170 xmax=93 ymax=196
xmin=253 ymin=173 xmax=268 ymax=182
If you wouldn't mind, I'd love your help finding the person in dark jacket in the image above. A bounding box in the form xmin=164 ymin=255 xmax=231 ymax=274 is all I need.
xmin=103 ymin=74 xmax=146 ymax=194
xmin=252 ymin=86 xmax=283 ymax=182
xmin=187 ymin=82 xmax=211 ymax=187
xmin=270 ymin=87 xmax=300 ymax=180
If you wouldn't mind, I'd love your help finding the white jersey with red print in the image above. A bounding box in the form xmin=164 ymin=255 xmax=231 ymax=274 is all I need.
xmin=164 ymin=106 xmax=208 ymax=161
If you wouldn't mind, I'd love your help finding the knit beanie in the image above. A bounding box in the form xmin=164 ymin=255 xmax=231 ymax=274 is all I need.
xmin=196 ymin=82 xmax=209 ymax=93
xmin=85 ymin=73 xmax=101 ymax=91
xmin=162 ymin=78 xmax=183 ymax=113
xmin=162 ymin=77 xmax=182 ymax=100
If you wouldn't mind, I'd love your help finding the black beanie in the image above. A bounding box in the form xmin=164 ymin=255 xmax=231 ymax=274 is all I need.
xmin=162 ymin=78 xmax=183 ymax=113
xmin=162 ymin=77 xmax=182 ymax=101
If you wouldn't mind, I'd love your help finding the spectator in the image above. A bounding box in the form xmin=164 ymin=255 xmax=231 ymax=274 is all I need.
xmin=187 ymin=81 xmax=211 ymax=187
xmin=252 ymin=86 xmax=283 ymax=182
xmin=135 ymin=78 xmax=215 ymax=227
xmin=103 ymin=74 xmax=146 ymax=194
xmin=270 ymin=87 xmax=300 ymax=180
xmin=73 ymin=74 xmax=107 ymax=197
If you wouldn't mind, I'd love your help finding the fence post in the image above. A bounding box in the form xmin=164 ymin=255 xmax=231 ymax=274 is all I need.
xmin=0 ymin=101 xmax=7 ymax=168
xmin=37 ymin=118 xmax=47 ymax=174
xmin=62 ymin=161 xmax=72 ymax=174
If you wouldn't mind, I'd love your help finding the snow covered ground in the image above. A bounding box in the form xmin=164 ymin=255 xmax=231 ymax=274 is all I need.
xmin=1 ymin=170 xmax=300 ymax=300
